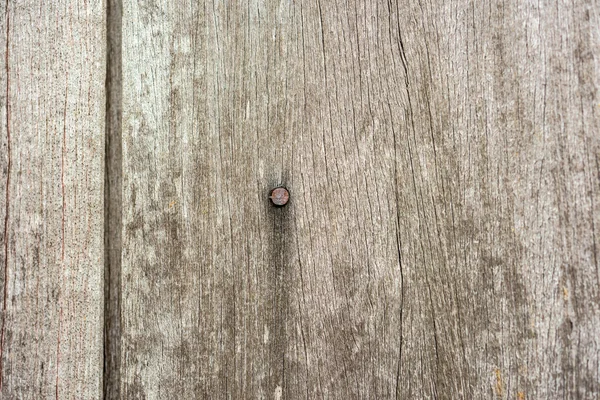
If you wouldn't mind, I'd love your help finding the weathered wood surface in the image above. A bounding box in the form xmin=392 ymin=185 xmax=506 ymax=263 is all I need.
xmin=0 ymin=1 xmax=105 ymax=398
xmin=120 ymin=0 xmax=600 ymax=398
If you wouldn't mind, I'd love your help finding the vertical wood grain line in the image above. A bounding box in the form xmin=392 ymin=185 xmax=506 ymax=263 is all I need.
xmin=104 ymin=0 xmax=122 ymax=398
xmin=0 ymin=0 xmax=10 ymax=390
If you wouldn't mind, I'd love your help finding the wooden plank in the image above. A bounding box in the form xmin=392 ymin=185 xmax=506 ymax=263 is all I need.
xmin=0 ymin=1 xmax=105 ymax=398
xmin=121 ymin=0 xmax=600 ymax=398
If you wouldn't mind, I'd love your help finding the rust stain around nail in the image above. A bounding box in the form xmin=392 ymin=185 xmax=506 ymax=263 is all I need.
xmin=269 ymin=187 xmax=289 ymax=206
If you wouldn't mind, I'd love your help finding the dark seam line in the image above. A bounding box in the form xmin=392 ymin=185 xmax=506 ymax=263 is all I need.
xmin=103 ymin=0 xmax=122 ymax=398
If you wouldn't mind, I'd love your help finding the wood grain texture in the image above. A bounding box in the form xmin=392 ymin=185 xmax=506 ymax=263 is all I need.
xmin=0 ymin=1 xmax=105 ymax=398
xmin=121 ymin=0 xmax=600 ymax=398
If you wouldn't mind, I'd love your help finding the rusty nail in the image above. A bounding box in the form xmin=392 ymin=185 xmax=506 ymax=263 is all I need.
xmin=269 ymin=187 xmax=290 ymax=207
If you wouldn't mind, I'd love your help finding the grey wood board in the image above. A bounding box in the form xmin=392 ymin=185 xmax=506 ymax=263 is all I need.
xmin=0 ymin=1 xmax=105 ymax=398
xmin=120 ymin=0 xmax=600 ymax=398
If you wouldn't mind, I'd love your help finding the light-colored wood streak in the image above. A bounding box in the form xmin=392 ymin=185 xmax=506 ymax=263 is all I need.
xmin=0 ymin=1 xmax=105 ymax=398
xmin=121 ymin=0 xmax=600 ymax=398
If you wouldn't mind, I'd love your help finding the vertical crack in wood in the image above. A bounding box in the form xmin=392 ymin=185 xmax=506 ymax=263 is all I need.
xmin=268 ymin=187 xmax=290 ymax=397
xmin=104 ymin=0 xmax=122 ymax=398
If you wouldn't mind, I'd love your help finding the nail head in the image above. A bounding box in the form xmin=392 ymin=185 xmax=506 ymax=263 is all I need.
xmin=270 ymin=187 xmax=289 ymax=206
